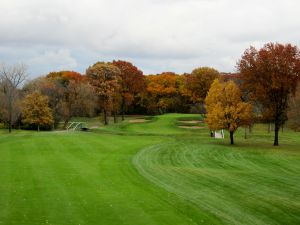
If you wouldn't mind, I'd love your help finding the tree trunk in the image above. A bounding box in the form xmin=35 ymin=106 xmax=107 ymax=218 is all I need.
xmin=8 ymin=122 xmax=12 ymax=133
xmin=230 ymin=131 xmax=234 ymax=145
xmin=37 ymin=125 xmax=40 ymax=132
xmin=274 ymin=122 xmax=279 ymax=146
xmin=244 ymin=127 xmax=247 ymax=139
xmin=121 ymin=98 xmax=125 ymax=121
xmin=113 ymin=111 xmax=117 ymax=123
xmin=103 ymin=109 xmax=108 ymax=125
xmin=8 ymin=100 xmax=12 ymax=133
xmin=63 ymin=119 xmax=69 ymax=130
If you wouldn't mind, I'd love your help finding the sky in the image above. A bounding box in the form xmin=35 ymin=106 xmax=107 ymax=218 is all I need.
xmin=0 ymin=0 xmax=299 ymax=78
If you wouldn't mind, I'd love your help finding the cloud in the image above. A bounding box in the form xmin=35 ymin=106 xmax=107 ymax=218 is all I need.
xmin=0 ymin=0 xmax=299 ymax=77
xmin=26 ymin=49 xmax=77 ymax=76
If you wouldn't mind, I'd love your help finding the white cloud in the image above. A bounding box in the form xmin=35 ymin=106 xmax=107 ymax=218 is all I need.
xmin=27 ymin=49 xmax=77 ymax=75
xmin=0 ymin=0 xmax=299 ymax=77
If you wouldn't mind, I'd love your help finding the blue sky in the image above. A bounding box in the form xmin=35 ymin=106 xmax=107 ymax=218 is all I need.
xmin=1 ymin=0 xmax=299 ymax=78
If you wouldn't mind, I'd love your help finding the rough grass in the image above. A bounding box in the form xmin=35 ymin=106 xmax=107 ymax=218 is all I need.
xmin=0 ymin=114 xmax=299 ymax=225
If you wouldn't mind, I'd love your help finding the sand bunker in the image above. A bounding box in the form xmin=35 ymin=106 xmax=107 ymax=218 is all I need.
xmin=178 ymin=120 xmax=202 ymax=124
xmin=129 ymin=119 xmax=148 ymax=123
xmin=178 ymin=126 xmax=203 ymax=129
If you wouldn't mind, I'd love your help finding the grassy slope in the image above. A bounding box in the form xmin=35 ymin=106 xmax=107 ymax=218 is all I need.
xmin=0 ymin=114 xmax=299 ymax=225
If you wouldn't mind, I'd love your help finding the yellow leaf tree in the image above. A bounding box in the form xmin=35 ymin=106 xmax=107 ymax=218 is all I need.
xmin=205 ymin=79 xmax=253 ymax=144
xmin=21 ymin=92 xmax=54 ymax=131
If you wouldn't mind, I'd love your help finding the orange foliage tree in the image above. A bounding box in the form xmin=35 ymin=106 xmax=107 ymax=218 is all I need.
xmin=205 ymin=79 xmax=253 ymax=145
xmin=86 ymin=62 xmax=121 ymax=125
xmin=238 ymin=43 xmax=300 ymax=146
xmin=21 ymin=92 xmax=53 ymax=131
xmin=23 ymin=77 xmax=65 ymax=128
xmin=142 ymin=72 xmax=182 ymax=114
xmin=183 ymin=67 xmax=220 ymax=104
xmin=47 ymin=71 xmax=84 ymax=85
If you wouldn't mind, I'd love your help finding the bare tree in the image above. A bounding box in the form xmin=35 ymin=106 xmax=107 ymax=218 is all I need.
xmin=0 ymin=63 xmax=27 ymax=132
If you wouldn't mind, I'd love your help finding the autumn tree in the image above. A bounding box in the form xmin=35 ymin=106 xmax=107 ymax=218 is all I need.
xmin=183 ymin=67 xmax=220 ymax=104
xmin=25 ymin=71 xmax=97 ymax=129
xmin=238 ymin=43 xmax=300 ymax=146
xmin=60 ymin=80 xmax=97 ymax=128
xmin=142 ymin=72 xmax=182 ymax=114
xmin=21 ymin=92 xmax=53 ymax=131
xmin=0 ymin=63 xmax=27 ymax=132
xmin=86 ymin=62 xmax=121 ymax=125
xmin=23 ymin=76 xmax=65 ymax=128
xmin=205 ymin=79 xmax=253 ymax=145
xmin=46 ymin=71 xmax=85 ymax=89
xmin=47 ymin=71 xmax=97 ymax=128
xmin=111 ymin=91 xmax=122 ymax=123
xmin=46 ymin=71 xmax=80 ymax=128
xmin=112 ymin=60 xmax=145 ymax=120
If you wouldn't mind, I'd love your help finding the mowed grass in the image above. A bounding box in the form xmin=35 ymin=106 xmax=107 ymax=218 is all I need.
xmin=97 ymin=114 xmax=204 ymax=135
xmin=0 ymin=114 xmax=299 ymax=225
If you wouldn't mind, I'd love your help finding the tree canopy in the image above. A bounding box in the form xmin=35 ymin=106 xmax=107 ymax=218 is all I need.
xmin=86 ymin=62 xmax=121 ymax=125
xmin=142 ymin=72 xmax=183 ymax=114
xmin=183 ymin=67 xmax=220 ymax=104
xmin=205 ymin=79 xmax=253 ymax=144
xmin=21 ymin=92 xmax=53 ymax=131
xmin=112 ymin=60 xmax=145 ymax=120
xmin=238 ymin=43 xmax=300 ymax=145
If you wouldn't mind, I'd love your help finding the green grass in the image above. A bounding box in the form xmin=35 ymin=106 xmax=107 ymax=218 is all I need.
xmin=0 ymin=114 xmax=299 ymax=225
xmin=98 ymin=114 xmax=204 ymax=135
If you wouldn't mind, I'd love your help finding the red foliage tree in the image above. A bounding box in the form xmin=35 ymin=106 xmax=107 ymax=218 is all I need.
xmin=112 ymin=60 xmax=145 ymax=120
xmin=238 ymin=43 xmax=300 ymax=146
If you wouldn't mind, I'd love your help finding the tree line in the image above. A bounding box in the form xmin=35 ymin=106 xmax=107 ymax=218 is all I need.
xmin=0 ymin=61 xmax=221 ymax=130
xmin=0 ymin=42 xmax=300 ymax=146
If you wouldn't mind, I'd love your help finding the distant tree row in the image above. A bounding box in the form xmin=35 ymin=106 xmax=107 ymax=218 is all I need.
xmin=0 ymin=42 xmax=300 ymax=146
xmin=0 ymin=61 xmax=221 ymax=130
